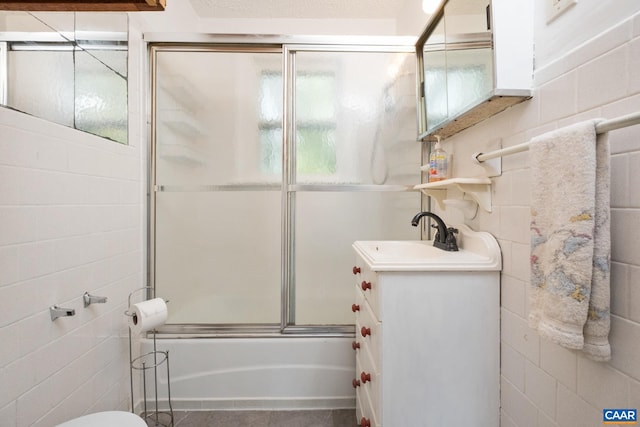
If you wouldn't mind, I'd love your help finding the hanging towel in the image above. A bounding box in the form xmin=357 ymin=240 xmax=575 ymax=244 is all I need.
xmin=529 ymin=120 xmax=611 ymax=362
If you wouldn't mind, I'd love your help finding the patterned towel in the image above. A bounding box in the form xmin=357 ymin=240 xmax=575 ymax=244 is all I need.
xmin=529 ymin=120 xmax=611 ymax=362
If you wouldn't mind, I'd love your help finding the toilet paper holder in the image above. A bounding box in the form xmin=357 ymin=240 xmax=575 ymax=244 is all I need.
xmin=124 ymin=291 xmax=169 ymax=318
xmin=125 ymin=286 xmax=173 ymax=427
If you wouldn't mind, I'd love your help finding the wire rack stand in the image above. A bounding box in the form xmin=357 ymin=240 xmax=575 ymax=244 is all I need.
xmin=125 ymin=287 xmax=174 ymax=427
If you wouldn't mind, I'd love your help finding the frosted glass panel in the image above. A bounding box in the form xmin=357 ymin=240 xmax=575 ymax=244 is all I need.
xmin=293 ymin=192 xmax=420 ymax=325
xmin=154 ymin=48 xmax=283 ymax=326
xmin=290 ymin=50 xmax=420 ymax=326
xmin=446 ymin=48 xmax=493 ymax=117
xmin=155 ymin=191 xmax=281 ymax=324
xmin=0 ymin=11 xmax=128 ymax=143
xmin=8 ymin=50 xmax=74 ymax=127
xmin=152 ymin=46 xmax=419 ymax=330
xmin=293 ymin=51 xmax=418 ymax=184
xmin=75 ymin=50 xmax=128 ymax=143
xmin=424 ymin=50 xmax=448 ymax=130
xmin=155 ymin=50 xmax=283 ymax=185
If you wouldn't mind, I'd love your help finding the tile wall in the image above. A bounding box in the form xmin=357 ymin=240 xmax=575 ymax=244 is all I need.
xmin=0 ymin=25 xmax=146 ymax=427
xmin=440 ymin=10 xmax=640 ymax=427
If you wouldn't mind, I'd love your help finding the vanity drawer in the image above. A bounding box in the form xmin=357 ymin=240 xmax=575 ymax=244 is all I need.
xmin=356 ymin=344 xmax=380 ymax=427
xmin=353 ymin=258 xmax=380 ymax=319
xmin=355 ymin=295 xmax=381 ymax=370
xmin=355 ymin=378 xmax=379 ymax=427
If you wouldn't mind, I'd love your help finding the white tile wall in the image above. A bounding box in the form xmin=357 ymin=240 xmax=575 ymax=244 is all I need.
xmin=0 ymin=21 xmax=144 ymax=425
xmin=501 ymin=377 xmax=539 ymax=427
xmin=525 ymin=361 xmax=557 ymax=419
xmin=502 ymin=342 xmax=526 ymax=391
xmin=443 ymin=9 xmax=640 ymax=427
xmin=501 ymin=275 xmax=527 ymax=318
xmin=556 ymin=383 xmax=601 ymax=427
xmin=629 ymin=266 xmax=640 ymax=323
xmin=610 ymin=262 xmax=629 ymax=318
xmin=577 ymin=356 xmax=630 ymax=409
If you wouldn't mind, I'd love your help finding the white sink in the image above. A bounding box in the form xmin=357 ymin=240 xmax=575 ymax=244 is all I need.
xmin=355 ymin=240 xmax=445 ymax=259
xmin=353 ymin=224 xmax=501 ymax=272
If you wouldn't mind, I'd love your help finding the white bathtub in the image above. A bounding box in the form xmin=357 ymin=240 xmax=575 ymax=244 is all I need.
xmin=139 ymin=337 xmax=356 ymax=411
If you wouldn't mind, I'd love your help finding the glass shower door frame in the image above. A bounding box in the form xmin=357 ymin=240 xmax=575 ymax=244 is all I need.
xmin=281 ymin=43 xmax=418 ymax=335
xmin=148 ymin=36 xmax=418 ymax=337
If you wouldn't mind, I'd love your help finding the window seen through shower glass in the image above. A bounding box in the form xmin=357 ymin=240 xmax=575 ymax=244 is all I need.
xmin=260 ymin=72 xmax=337 ymax=175
xmin=290 ymin=50 xmax=420 ymax=326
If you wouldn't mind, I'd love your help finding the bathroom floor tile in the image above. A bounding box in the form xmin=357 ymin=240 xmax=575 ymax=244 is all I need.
xmin=170 ymin=409 xmax=356 ymax=427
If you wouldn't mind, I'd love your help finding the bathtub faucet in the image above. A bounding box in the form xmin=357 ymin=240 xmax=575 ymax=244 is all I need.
xmin=410 ymin=211 xmax=459 ymax=252
xmin=83 ymin=292 xmax=108 ymax=307
xmin=50 ymin=305 xmax=76 ymax=321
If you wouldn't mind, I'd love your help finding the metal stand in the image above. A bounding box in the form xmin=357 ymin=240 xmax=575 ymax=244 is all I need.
xmin=125 ymin=287 xmax=174 ymax=427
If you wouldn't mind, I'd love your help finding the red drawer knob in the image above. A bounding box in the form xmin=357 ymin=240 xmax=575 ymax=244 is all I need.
xmin=360 ymin=417 xmax=371 ymax=427
xmin=352 ymin=341 xmax=360 ymax=350
xmin=351 ymin=304 xmax=360 ymax=313
xmin=361 ymin=281 xmax=371 ymax=291
xmin=360 ymin=326 xmax=371 ymax=337
xmin=360 ymin=371 xmax=371 ymax=383
xmin=352 ymin=378 xmax=361 ymax=388
xmin=352 ymin=266 xmax=361 ymax=275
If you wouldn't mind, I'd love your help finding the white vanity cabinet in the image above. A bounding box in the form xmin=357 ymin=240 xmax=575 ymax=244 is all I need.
xmin=351 ymin=225 xmax=501 ymax=427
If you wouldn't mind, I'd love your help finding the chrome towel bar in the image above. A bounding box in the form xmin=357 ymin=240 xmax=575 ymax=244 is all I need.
xmin=475 ymin=111 xmax=640 ymax=162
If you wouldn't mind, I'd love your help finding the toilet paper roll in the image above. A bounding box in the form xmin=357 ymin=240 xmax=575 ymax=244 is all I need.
xmin=128 ymin=298 xmax=168 ymax=334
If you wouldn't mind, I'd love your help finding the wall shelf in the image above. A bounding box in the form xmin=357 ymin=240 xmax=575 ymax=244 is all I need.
xmin=413 ymin=177 xmax=492 ymax=212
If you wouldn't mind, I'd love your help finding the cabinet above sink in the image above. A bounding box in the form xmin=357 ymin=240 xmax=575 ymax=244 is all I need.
xmin=416 ymin=0 xmax=533 ymax=140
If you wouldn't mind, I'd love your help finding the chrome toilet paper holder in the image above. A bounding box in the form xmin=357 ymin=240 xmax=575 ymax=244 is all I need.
xmin=125 ymin=286 xmax=174 ymax=427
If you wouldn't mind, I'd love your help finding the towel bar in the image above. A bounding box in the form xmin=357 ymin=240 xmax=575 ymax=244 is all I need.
xmin=475 ymin=111 xmax=640 ymax=162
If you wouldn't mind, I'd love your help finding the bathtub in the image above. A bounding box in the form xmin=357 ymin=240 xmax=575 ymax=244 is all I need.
xmin=139 ymin=337 xmax=356 ymax=411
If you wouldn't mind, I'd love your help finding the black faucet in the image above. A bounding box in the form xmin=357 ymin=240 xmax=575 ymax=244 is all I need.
xmin=411 ymin=211 xmax=459 ymax=251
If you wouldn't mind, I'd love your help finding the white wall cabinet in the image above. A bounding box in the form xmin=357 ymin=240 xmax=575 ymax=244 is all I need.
xmin=417 ymin=0 xmax=534 ymax=140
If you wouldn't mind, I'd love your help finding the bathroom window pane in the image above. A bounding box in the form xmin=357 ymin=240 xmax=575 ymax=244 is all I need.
xmin=259 ymin=72 xmax=337 ymax=175
xmin=7 ymin=50 xmax=74 ymax=127
xmin=293 ymin=51 xmax=418 ymax=184
xmin=293 ymin=192 xmax=420 ymax=325
xmin=155 ymin=191 xmax=281 ymax=324
xmin=75 ymin=49 xmax=128 ymax=144
xmin=1 ymin=11 xmax=129 ymax=143
xmin=296 ymin=72 xmax=336 ymax=122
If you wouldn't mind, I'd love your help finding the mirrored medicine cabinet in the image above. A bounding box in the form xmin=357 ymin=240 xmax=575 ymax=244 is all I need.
xmin=0 ymin=11 xmax=128 ymax=144
xmin=416 ymin=0 xmax=533 ymax=140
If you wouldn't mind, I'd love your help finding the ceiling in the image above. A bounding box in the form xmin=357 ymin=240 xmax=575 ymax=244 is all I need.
xmin=188 ymin=0 xmax=408 ymax=19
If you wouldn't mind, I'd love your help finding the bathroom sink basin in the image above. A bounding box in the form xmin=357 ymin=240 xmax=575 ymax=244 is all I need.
xmin=353 ymin=224 xmax=502 ymax=272
xmin=355 ymin=240 xmax=445 ymax=260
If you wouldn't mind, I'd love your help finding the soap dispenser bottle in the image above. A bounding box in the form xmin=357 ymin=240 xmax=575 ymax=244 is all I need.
xmin=428 ymin=136 xmax=448 ymax=182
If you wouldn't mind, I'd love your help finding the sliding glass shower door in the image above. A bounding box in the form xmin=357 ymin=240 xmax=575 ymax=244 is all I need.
xmin=151 ymin=39 xmax=420 ymax=334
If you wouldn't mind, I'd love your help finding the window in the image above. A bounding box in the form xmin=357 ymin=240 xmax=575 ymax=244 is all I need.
xmin=259 ymin=71 xmax=337 ymax=175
